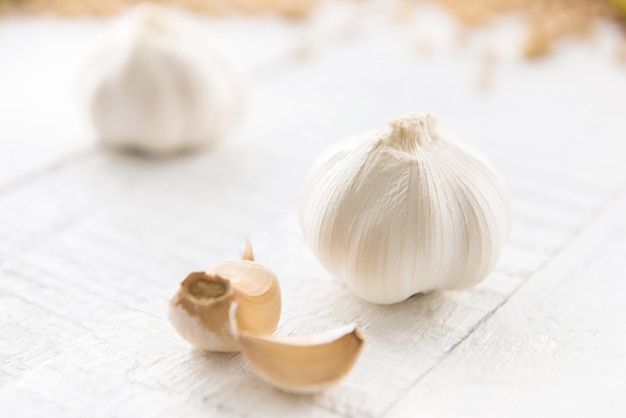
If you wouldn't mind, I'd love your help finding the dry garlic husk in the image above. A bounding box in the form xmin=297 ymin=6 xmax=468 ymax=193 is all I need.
xmin=230 ymin=304 xmax=364 ymax=394
xmin=299 ymin=113 xmax=512 ymax=305
xmin=168 ymin=243 xmax=281 ymax=352
xmin=81 ymin=3 xmax=244 ymax=156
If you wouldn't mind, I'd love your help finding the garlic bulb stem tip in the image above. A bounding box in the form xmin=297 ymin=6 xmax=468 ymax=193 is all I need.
xmin=387 ymin=113 xmax=438 ymax=149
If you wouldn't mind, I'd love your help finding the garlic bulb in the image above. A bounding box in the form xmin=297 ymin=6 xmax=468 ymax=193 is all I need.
xmin=299 ymin=113 xmax=512 ymax=304
xmin=168 ymin=242 xmax=281 ymax=351
xmin=229 ymin=304 xmax=364 ymax=394
xmin=81 ymin=3 xmax=244 ymax=156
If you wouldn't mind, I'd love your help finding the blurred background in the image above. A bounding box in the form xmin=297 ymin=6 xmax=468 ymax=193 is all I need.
xmin=2 ymin=0 xmax=625 ymax=187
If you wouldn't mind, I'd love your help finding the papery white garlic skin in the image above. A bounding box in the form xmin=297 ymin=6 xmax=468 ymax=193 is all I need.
xmin=299 ymin=113 xmax=512 ymax=305
xmin=80 ymin=3 xmax=244 ymax=156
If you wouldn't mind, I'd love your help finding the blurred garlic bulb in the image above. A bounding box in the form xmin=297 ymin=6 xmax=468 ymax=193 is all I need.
xmin=230 ymin=304 xmax=364 ymax=394
xmin=299 ymin=113 xmax=512 ymax=304
xmin=168 ymin=242 xmax=281 ymax=351
xmin=81 ymin=3 xmax=244 ymax=156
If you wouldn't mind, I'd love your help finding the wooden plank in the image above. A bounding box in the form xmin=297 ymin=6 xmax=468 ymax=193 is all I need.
xmin=0 ymin=135 xmax=621 ymax=416
xmin=0 ymin=293 xmax=87 ymax=387
xmin=0 ymin=171 xmax=618 ymax=416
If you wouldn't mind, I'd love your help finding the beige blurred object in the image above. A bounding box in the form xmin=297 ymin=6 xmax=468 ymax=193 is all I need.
xmin=419 ymin=0 xmax=620 ymax=58
xmin=2 ymin=0 xmax=622 ymax=57
xmin=0 ymin=0 xmax=318 ymax=19
xmin=476 ymin=47 xmax=496 ymax=90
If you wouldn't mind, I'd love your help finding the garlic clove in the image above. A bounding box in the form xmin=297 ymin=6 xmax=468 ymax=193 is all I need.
xmin=208 ymin=260 xmax=281 ymax=337
xmin=299 ymin=113 xmax=512 ymax=304
xmin=230 ymin=304 xmax=364 ymax=394
xmin=80 ymin=3 xmax=245 ymax=156
xmin=168 ymin=243 xmax=280 ymax=351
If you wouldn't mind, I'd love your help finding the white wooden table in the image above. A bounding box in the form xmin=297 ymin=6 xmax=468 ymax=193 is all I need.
xmin=2 ymin=2 xmax=626 ymax=417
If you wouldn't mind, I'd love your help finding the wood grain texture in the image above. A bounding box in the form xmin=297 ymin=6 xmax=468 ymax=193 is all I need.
xmin=386 ymin=190 xmax=626 ymax=418
xmin=1 ymin=2 xmax=626 ymax=417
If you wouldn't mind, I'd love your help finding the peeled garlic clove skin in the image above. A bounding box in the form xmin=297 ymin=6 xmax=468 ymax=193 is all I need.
xmin=234 ymin=317 xmax=364 ymax=394
xmin=80 ymin=3 xmax=245 ymax=156
xmin=168 ymin=256 xmax=281 ymax=351
xmin=299 ymin=113 xmax=512 ymax=305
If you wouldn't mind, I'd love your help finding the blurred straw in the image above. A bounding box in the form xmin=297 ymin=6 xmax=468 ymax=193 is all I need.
xmin=2 ymin=0 xmax=625 ymax=59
